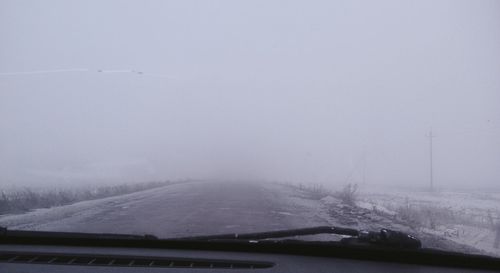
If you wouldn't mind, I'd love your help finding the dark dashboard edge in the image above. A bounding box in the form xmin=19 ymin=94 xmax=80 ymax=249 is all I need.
xmin=1 ymin=235 xmax=500 ymax=271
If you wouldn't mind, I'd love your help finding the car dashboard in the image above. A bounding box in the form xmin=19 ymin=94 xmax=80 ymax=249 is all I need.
xmin=0 ymin=244 xmax=495 ymax=273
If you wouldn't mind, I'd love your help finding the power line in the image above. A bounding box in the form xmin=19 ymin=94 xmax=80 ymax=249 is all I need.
xmin=0 ymin=68 xmax=172 ymax=78
xmin=0 ymin=68 xmax=89 ymax=76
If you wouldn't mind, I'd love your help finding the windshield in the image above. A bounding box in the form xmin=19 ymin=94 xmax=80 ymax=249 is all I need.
xmin=1 ymin=0 xmax=499 ymax=258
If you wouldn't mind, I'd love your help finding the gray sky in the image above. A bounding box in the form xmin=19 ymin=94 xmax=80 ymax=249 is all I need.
xmin=1 ymin=0 xmax=499 ymax=188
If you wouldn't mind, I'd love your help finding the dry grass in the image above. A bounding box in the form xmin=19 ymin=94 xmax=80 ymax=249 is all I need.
xmin=0 ymin=181 xmax=174 ymax=215
xmin=334 ymin=183 xmax=358 ymax=206
xmin=288 ymin=182 xmax=359 ymax=205
xmin=290 ymin=183 xmax=333 ymax=200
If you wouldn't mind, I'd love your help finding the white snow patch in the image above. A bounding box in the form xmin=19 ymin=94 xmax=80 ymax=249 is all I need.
xmin=357 ymin=201 xmax=396 ymax=216
xmin=320 ymin=196 xmax=339 ymax=205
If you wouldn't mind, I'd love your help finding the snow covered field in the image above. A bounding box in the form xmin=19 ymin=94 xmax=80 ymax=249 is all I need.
xmin=356 ymin=186 xmax=500 ymax=256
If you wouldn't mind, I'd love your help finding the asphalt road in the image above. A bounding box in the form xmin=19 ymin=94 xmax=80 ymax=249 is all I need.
xmin=0 ymin=181 xmax=330 ymax=238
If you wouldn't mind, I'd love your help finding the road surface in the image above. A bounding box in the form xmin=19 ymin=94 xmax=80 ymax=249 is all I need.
xmin=0 ymin=181 xmax=332 ymax=238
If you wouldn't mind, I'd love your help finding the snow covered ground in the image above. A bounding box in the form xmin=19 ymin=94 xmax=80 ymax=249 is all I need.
xmin=271 ymin=183 xmax=488 ymax=255
xmin=355 ymin=186 xmax=500 ymax=257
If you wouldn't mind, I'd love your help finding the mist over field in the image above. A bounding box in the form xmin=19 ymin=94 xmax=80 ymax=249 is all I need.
xmin=1 ymin=0 xmax=499 ymax=190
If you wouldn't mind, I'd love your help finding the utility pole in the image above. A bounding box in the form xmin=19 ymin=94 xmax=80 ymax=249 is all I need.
xmin=426 ymin=128 xmax=436 ymax=191
xmin=362 ymin=150 xmax=366 ymax=185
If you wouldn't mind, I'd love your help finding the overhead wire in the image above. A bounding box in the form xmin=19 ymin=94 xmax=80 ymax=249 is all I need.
xmin=0 ymin=68 xmax=172 ymax=78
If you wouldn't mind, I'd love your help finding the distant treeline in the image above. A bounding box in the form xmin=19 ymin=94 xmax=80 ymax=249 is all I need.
xmin=0 ymin=181 xmax=176 ymax=215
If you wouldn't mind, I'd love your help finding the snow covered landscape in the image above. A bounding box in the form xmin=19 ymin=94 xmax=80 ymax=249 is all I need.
xmin=1 ymin=180 xmax=498 ymax=258
xmin=357 ymin=187 xmax=500 ymax=256
xmin=288 ymin=183 xmax=500 ymax=257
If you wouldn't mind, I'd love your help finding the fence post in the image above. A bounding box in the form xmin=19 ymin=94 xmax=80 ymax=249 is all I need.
xmin=494 ymin=224 xmax=500 ymax=249
xmin=486 ymin=211 xmax=500 ymax=249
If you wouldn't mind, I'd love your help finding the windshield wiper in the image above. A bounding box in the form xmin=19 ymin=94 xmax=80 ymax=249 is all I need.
xmin=173 ymin=226 xmax=422 ymax=249
xmin=0 ymin=225 xmax=420 ymax=249
xmin=0 ymin=226 xmax=157 ymax=241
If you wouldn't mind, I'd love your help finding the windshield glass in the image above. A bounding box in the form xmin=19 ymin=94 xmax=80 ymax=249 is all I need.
xmin=1 ymin=0 xmax=499 ymax=257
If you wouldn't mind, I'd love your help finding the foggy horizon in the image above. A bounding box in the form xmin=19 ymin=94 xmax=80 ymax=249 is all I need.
xmin=1 ymin=0 xmax=499 ymax=189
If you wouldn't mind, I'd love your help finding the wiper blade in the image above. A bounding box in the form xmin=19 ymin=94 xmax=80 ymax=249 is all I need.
xmin=0 ymin=226 xmax=157 ymax=241
xmin=0 ymin=225 xmax=420 ymax=249
xmin=175 ymin=226 xmax=357 ymax=240
xmin=174 ymin=226 xmax=422 ymax=249
xmin=343 ymin=228 xmax=422 ymax=249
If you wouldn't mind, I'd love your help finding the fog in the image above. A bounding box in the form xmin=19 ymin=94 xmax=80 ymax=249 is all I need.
xmin=1 ymin=0 xmax=499 ymax=189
